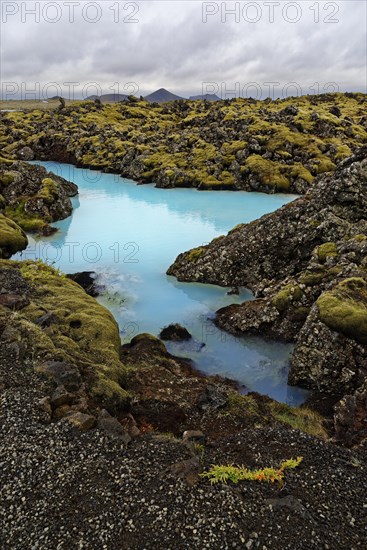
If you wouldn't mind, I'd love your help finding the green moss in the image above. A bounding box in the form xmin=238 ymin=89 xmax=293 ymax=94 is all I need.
xmin=89 ymin=377 xmax=130 ymax=412
xmin=317 ymin=277 xmax=367 ymax=343
xmin=37 ymin=177 xmax=59 ymax=203
xmin=244 ymin=155 xmax=290 ymax=190
xmin=220 ymin=171 xmax=236 ymax=186
xmin=0 ymin=156 xmax=15 ymax=165
xmin=287 ymin=163 xmax=314 ymax=185
xmin=12 ymin=260 xmax=129 ymax=410
xmin=292 ymin=306 xmax=311 ymax=321
xmin=313 ymin=157 xmax=336 ymax=174
xmin=0 ymin=171 xmax=16 ymax=188
xmin=187 ymin=247 xmax=205 ymax=262
xmin=221 ymin=140 xmax=247 ymax=155
xmin=0 ymin=214 xmax=28 ymax=258
xmin=327 ymin=266 xmax=342 ymax=277
xmin=299 ymin=269 xmax=325 ymax=286
xmin=353 ymin=234 xmax=367 ymax=242
xmin=5 ymin=202 xmax=47 ymax=233
xmin=272 ymin=284 xmax=303 ymax=312
xmin=335 ymin=144 xmax=352 ymax=160
xmin=196 ymin=173 xmax=222 ymax=188
xmin=317 ymin=242 xmax=338 ymax=262
xmin=226 ymin=392 xmax=260 ymax=416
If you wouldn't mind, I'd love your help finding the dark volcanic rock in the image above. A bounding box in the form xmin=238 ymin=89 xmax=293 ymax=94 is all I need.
xmin=0 ymin=267 xmax=31 ymax=295
xmin=1 ymin=92 xmax=366 ymax=195
xmin=0 ymin=293 xmax=29 ymax=310
xmin=159 ymin=323 xmax=192 ymax=341
xmin=97 ymin=409 xmax=131 ymax=443
xmin=168 ymin=147 xmax=367 ymax=290
xmin=333 ymin=381 xmax=367 ymax=446
xmin=17 ymin=146 xmax=34 ymax=161
xmin=37 ymin=361 xmax=81 ymax=392
xmin=66 ymin=271 xmax=101 ymax=297
xmin=1 ymin=257 xmax=367 ymax=546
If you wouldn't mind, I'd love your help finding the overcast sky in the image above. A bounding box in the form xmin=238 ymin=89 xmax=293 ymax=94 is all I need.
xmin=1 ymin=0 xmax=366 ymax=99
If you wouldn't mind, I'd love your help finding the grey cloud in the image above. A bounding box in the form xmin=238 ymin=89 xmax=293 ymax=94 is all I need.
xmin=1 ymin=0 xmax=366 ymax=98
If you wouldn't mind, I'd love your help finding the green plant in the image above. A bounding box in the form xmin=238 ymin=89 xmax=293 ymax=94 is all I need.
xmin=193 ymin=442 xmax=205 ymax=458
xmin=201 ymin=456 xmax=303 ymax=486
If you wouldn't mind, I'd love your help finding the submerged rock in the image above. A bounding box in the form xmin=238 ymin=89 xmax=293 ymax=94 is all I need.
xmin=159 ymin=323 xmax=192 ymax=341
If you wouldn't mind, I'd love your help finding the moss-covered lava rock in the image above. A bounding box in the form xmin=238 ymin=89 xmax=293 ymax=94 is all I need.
xmin=0 ymin=214 xmax=28 ymax=258
xmin=1 ymin=92 xmax=366 ymax=194
xmin=0 ymin=158 xmax=78 ymax=235
xmin=317 ymin=278 xmax=367 ymax=344
xmin=0 ymin=260 xmax=129 ymax=412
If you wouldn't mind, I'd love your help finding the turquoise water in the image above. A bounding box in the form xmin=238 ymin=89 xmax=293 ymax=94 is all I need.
xmin=18 ymin=162 xmax=309 ymax=405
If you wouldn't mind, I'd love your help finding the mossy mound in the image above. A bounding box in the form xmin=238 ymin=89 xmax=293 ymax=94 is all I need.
xmin=5 ymin=202 xmax=49 ymax=233
xmin=0 ymin=214 xmax=28 ymax=258
xmin=317 ymin=242 xmax=338 ymax=262
xmin=244 ymin=154 xmax=290 ymax=191
xmin=317 ymin=277 xmax=367 ymax=344
xmin=1 ymin=260 xmax=129 ymax=411
xmin=299 ymin=269 xmax=326 ymax=287
xmin=272 ymin=284 xmax=304 ymax=313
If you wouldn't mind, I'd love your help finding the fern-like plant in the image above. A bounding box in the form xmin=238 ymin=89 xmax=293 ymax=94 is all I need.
xmin=201 ymin=456 xmax=303 ymax=486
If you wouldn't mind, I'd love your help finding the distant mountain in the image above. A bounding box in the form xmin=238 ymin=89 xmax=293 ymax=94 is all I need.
xmin=189 ymin=94 xmax=221 ymax=101
xmin=84 ymin=90 xmax=221 ymax=104
xmin=144 ymin=88 xmax=184 ymax=103
xmin=85 ymin=94 xmax=129 ymax=103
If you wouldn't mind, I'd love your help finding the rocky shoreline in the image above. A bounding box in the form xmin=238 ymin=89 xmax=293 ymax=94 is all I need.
xmin=168 ymin=147 xmax=367 ymax=447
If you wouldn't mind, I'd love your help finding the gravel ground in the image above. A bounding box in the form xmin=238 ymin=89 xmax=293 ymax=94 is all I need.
xmin=1 ymin=348 xmax=367 ymax=550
